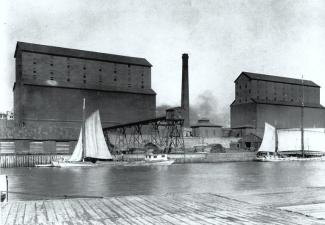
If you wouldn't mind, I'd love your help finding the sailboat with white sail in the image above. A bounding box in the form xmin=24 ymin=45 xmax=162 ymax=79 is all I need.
xmin=51 ymin=99 xmax=112 ymax=167
xmin=256 ymin=123 xmax=325 ymax=161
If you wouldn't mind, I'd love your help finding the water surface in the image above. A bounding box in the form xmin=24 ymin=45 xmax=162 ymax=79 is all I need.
xmin=3 ymin=161 xmax=325 ymax=201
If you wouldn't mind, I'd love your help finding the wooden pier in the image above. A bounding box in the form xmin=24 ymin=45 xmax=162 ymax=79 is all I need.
xmin=1 ymin=193 xmax=324 ymax=225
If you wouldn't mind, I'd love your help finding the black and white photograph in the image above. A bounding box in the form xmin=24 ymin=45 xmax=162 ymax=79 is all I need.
xmin=1 ymin=0 xmax=325 ymax=224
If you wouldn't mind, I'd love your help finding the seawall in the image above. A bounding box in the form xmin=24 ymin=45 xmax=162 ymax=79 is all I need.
xmin=0 ymin=152 xmax=256 ymax=168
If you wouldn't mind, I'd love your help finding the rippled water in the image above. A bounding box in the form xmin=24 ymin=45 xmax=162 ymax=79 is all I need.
xmin=2 ymin=161 xmax=325 ymax=201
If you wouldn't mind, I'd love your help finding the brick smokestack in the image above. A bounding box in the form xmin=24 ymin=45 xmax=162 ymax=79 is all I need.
xmin=181 ymin=53 xmax=190 ymax=127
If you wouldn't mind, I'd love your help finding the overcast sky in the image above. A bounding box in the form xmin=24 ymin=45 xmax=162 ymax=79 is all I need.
xmin=1 ymin=0 xmax=325 ymax=124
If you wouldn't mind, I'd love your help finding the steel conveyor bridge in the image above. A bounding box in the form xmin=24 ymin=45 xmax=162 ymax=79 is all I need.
xmin=103 ymin=116 xmax=184 ymax=153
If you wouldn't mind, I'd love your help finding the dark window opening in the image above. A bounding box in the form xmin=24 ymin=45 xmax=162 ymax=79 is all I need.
xmin=141 ymin=74 xmax=144 ymax=77
xmin=83 ymin=80 xmax=86 ymax=84
xmin=67 ymin=65 xmax=70 ymax=68
xmin=33 ymin=62 xmax=36 ymax=65
xmin=99 ymin=68 xmax=102 ymax=72
xmin=114 ymin=78 xmax=117 ymax=81
xmin=239 ymin=85 xmax=241 ymax=89
xmin=50 ymin=77 xmax=54 ymax=80
xmin=114 ymin=70 xmax=117 ymax=74
xmin=83 ymin=75 xmax=86 ymax=78
xmin=83 ymin=67 xmax=86 ymax=70
xmin=128 ymin=64 xmax=131 ymax=67
xmin=67 ymin=78 xmax=70 ymax=82
xmin=248 ymin=89 xmax=251 ymax=94
xmin=128 ymin=84 xmax=132 ymax=88
xmin=141 ymin=85 xmax=144 ymax=88
xmin=50 ymin=63 xmax=53 ymax=66
xmin=33 ymin=71 xmax=36 ymax=73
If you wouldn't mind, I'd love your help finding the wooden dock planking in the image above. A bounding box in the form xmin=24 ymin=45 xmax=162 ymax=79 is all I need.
xmin=14 ymin=202 xmax=26 ymax=225
xmin=5 ymin=202 xmax=18 ymax=225
xmin=279 ymin=202 xmax=325 ymax=219
xmin=43 ymin=201 xmax=57 ymax=223
xmin=0 ymin=202 xmax=12 ymax=225
xmin=1 ymin=193 xmax=325 ymax=225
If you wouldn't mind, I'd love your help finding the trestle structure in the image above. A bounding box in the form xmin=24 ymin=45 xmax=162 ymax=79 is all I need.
xmin=103 ymin=116 xmax=184 ymax=153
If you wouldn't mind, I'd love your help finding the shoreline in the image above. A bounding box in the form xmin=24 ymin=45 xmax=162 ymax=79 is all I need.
xmin=0 ymin=152 xmax=257 ymax=168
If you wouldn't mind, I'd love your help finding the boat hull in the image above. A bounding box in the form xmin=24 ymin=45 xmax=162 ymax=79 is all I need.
xmin=124 ymin=159 xmax=175 ymax=166
xmin=255 ymin=156 xmax=325 ymax=162
xmin=51 ymin=161 xmax=96 ymax=168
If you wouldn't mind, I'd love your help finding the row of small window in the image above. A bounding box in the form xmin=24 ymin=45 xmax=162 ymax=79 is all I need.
xmin=236 ymin=90 xmax=251 ymax=96
xmin=32 ymin=70 xmax=144 ymax=77
xmin=238 ymin=97 xmax=295 ymax=102
xmin=32 ymin=75 xmax=145 ymax=88
xmin=238 ymin=84 xmax=248 ymax=89
xmin=33 ymin=61 xmax=142 ymax=72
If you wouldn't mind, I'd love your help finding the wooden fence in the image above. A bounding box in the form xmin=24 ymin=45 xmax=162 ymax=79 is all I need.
xmin=0 ymin=153 xmax=71 ymax=168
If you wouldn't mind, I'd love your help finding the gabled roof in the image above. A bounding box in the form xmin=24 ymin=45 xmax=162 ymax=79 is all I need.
xmin=235 ymin=72 xmax=320 ymax=87
xmin=14 ymin=42 xmax=152 ymax=67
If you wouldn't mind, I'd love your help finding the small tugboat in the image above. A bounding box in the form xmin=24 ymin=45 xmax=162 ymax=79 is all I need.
xmin=123 ymin=153 xmax=175 ymax=166
xmin=144 ymin=153 xmax=175 ymax=165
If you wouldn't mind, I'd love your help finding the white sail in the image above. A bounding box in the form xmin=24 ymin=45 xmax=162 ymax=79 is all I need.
xmin=69 ymin=130 xmax=83 ymax=161
xmin=69 ymin=110 xmax=112 ymax=161
xmin=277 ymin=129 xmax=301 ymax=152
xmin=304 ymin=128 xmax=325 ymax=152
xmin=257 ymin=123 xmax=276 ymax=152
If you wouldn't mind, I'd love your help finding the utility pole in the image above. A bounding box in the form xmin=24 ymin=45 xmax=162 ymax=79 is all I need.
xmin=301 ymin=75 xmax=304 ymax=157
xmin=82 ymin=98 xmax=86 ymax=162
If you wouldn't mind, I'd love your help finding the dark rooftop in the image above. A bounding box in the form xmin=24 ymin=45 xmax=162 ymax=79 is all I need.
xmin=14 ymin=42 xmax=152 ymax=67
xmin=191 ymin=118 xmax=222 ymax=128
xmin=237 ymin=72 xmax=320 ymax=87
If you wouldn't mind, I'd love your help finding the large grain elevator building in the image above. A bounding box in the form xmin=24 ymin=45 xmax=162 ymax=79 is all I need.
xmin=231 ymin=72 xmax=325 ymax=137
xmin=14 ymin=42 xmax=156 ymax=132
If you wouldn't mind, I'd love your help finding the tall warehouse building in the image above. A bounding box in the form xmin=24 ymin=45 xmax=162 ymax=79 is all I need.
xmin=231 ymin=72 xmax=325 ymax=137
xmin=14 ymin=42 xmax=156 ymax=132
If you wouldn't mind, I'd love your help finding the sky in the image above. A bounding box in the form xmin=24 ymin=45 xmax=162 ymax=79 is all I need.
xmin=1 ymin=0 xmax=325 ymax=125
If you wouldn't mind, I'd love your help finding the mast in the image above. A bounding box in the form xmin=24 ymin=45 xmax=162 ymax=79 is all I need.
xmin=275 ymin=126 xmax=278 ymax=155
xmin=82 ymin=98 xmax=86 ymax=162
xmin=301 ymin=75 xmax=305 ymax=157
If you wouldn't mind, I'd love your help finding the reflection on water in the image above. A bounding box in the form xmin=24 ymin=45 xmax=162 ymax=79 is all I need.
xmin=3 ymin=161 xmax=325 ymax=201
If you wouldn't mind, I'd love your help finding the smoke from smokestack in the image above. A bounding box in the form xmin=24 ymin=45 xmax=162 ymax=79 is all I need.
xmin=157 ymin=90 xmax=230 ymax=127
